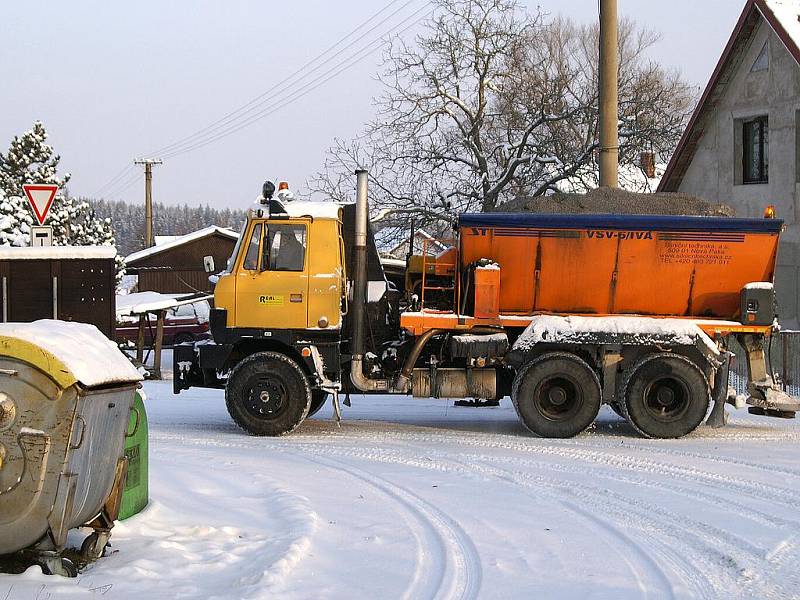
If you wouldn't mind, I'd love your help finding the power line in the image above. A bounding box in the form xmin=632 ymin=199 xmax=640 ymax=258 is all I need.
xmin=160 ymin=4 xmax=432 ymax=159
xmin=92 ymin=163 xmax=136 ymax=197
xmin=93 ymin=0 xmax=433 ymax=198
xmin=149 ymin=0 xmax=422 ymax=158
xmin=102 ymin=169 xmax=142 ymax=199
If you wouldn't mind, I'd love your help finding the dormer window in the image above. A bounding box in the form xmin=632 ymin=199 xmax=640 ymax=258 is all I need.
xmin=751 ymin=41 xmax=769 ymax=72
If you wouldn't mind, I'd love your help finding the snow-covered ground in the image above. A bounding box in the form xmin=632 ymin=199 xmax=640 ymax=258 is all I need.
xmin=3 ymin=378 xmax=800 ymax=599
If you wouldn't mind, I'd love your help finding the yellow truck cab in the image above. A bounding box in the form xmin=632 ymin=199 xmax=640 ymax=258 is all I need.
xmin=214 ymin=200 xmax=344 ymax=332
xmin=175 ymin=179 xmax=398 ymax=435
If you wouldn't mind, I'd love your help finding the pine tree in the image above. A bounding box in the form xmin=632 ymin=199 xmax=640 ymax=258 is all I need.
xmin=0 ymin=121 xmax=117 ymax=250
xmin=0 ymin=121 xmax=70 ymax=197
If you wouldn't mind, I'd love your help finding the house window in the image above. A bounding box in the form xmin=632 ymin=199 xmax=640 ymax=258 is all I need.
xmin=743 ymin=117 xmax=768 ymax=184
xmin=751 ymin=42 xmax=769 ymax=72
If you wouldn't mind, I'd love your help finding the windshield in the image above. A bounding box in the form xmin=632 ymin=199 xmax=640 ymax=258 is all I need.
xmin=226 ymin=220 xmax=248 ymax=272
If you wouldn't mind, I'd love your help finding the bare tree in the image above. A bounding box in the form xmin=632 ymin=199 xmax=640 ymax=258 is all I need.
xmin=311 ymin=0 xmax=695 ymax=237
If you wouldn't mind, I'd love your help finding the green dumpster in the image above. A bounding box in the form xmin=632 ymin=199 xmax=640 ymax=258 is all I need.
xmin=120 ymin=390 xmax=148 ymax=520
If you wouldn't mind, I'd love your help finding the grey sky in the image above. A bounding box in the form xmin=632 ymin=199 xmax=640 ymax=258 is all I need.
xmin=1 ymin=0 xmax=743 ymax=209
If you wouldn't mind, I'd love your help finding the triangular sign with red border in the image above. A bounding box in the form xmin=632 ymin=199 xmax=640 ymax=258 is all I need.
xmin=23 ymin=184 xmax=59 ymax=225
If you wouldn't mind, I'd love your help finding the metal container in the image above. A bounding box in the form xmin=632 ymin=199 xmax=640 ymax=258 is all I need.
xmin=459 ymin=213 xmax=782 ymax=319
xmin=0 ymin=320 xmax=142 ymax=573
xmin=119 ymin=390 xmax=149 ymax=521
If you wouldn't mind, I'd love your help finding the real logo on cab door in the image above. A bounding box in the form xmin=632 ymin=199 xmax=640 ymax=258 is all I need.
xmin=259 ymin=294 xmax=284 ymax=305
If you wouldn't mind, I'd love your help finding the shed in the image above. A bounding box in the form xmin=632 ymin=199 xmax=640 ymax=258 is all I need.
xmin=0 ymin=246 xmax=117 ymax=338
xmin=125 ymin=226 xmax=238 ymax=294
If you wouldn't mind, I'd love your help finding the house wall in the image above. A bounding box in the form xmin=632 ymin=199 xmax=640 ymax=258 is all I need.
xmin=678 ymin=18 xmax=800 ymax=326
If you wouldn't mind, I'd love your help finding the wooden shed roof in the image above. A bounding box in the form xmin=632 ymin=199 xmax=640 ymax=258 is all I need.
xmin=125 ymin=226 xmax=238 ymax=266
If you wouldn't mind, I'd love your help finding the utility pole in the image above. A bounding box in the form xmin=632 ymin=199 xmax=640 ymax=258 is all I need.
xmin=599 ymin=0 xmax=619 ymax=188
xmin=134 ymin=158 xmax=162 ymax=248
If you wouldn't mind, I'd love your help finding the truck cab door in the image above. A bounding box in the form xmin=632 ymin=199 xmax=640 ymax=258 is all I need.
xmin=234 ymin=220 xmax=310 ymax=330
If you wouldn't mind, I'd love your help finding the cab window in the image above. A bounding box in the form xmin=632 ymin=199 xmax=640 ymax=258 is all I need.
xmin=242 ymin=223 xmax=263 ymax=270
xmin=262 ymin=224 xmax=306 ymax=272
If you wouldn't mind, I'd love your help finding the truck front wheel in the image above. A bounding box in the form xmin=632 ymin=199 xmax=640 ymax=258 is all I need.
xmin=225 ymin=351 xmax=311 ymax=436
xmin=512 ymin=353 xmax=602 ymax=438
xmin=621 ymin=353 xmax=710 ymax=439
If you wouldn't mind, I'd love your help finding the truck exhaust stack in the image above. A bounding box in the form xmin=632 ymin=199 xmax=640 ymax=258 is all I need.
xmin=350 ymin=169 xmax=391 ymax=392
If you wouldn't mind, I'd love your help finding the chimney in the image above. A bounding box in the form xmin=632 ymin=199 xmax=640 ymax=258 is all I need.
xmin=640 ymin=151 xmax=656 ymax=179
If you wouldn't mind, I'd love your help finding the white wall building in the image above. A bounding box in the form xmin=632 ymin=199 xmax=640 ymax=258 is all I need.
xmin=660 ymin=0 xmax=800 ymax=325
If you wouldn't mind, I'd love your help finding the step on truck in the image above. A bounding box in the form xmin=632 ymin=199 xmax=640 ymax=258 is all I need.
xmin=174 ymin=171 xmax=800 ymax=439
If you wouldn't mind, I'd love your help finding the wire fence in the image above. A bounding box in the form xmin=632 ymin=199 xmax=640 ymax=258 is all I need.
xmin=728 ymin=330 xmax=800 ymax=398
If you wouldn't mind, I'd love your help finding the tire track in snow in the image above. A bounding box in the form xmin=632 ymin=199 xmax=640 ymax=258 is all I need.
xmin=333 ymin=428 xmax=800 ymax=510
xmin=434 ymin=457 xmax=678 ymax=600
xmin=464 ymin=452 xmax=800 ymax=535
xmin=296 ymin=452 xmax=482 ymax=600
xmin=153 ymin=430 xmax=484 ymax=599
xmin=151 ymin=427 xmax=797 ymax=598
xmin=284 ymin=441 xmax=768 ymax=598
xmin=464 ymin=459 xmax=791 ymax=599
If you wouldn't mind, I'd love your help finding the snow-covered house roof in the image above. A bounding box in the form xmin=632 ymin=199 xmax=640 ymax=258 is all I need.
xmin=154 ymin=235 xmax=180 ymax=246
xmin=557 ymin=162 xmax=665 ymax=195
xmin=376 ymin=228 xmax=448 ymax=259
xmin=660 ymin=0 xmax=800 ymax=192
xmin=126 ymin=226 xmax=238 ymax=264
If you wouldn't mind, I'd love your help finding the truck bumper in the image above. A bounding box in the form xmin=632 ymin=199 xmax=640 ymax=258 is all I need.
xmin=173 ymin=342 xmax=231 ymax=393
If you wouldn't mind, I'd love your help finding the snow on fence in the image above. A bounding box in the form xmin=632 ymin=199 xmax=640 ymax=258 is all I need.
xmin=728 ymin=330 xmax=800 ymax=398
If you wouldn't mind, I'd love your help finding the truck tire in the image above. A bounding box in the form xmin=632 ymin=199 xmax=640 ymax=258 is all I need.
xmin=225 ymin=351 xmax=311 ymax=436
xmin=621 ymin=353 xmax=710 ymax=439
xmin=307 ymin=391 xmax=328 ymax=418
xmin=512 ymin=352 xmax=602 ymax=438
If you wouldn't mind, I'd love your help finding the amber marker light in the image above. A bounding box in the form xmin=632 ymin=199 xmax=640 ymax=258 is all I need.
xmin=764 ymin=205 xmax=776 ymax=219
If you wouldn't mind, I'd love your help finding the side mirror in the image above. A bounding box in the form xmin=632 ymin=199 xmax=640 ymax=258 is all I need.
xmin=203 ymin=255 xmax=215 ymax=273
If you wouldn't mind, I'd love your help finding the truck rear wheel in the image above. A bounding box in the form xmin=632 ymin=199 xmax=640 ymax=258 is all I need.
xmin=512 ymin=352 xmax=602 ymax=438
xmin=225 ymin=351 xmax=311 ymax=436
xmin=622 ymin=353 xmax=710 ymax=439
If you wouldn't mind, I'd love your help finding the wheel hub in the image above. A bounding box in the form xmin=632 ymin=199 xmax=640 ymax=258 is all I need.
xmin=656 ymin=387 xmax=675 ymax=407
xmin=245 ymin=377 xmax=287 ymax=418
xmin=535 ymin=376 xmax=582 ymax=421
xmin=548 ymin=387 xmax=568 ymax=406
xmin=645 ymin=377 xmax=689 ymax=422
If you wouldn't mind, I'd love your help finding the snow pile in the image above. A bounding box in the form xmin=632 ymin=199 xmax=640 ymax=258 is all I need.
xmin=744 ymin=282 xmax=774 ymax=291
xmin=513 ymin=315 xmax=719 ymax=355
xmin=0 ymin=320 xmax=141 ymax=387
xmin=281 ymin=200 xmax=342 ymax=220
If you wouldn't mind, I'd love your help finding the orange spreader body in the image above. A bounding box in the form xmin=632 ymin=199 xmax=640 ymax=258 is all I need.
xmin=458 ymin=213 xmax=782 ymax=321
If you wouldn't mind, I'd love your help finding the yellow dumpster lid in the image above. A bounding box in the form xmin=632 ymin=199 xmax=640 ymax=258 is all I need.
xmin=0 ymin=320 xmax=143 ymax=389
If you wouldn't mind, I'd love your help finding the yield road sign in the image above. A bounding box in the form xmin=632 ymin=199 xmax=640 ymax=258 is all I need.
xmin=23 ymin=184 xmax=59 ymax=225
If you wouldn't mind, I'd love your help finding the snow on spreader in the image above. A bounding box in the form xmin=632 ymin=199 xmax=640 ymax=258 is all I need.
xmin=0 ymin=321 xmax=142 ymax=576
